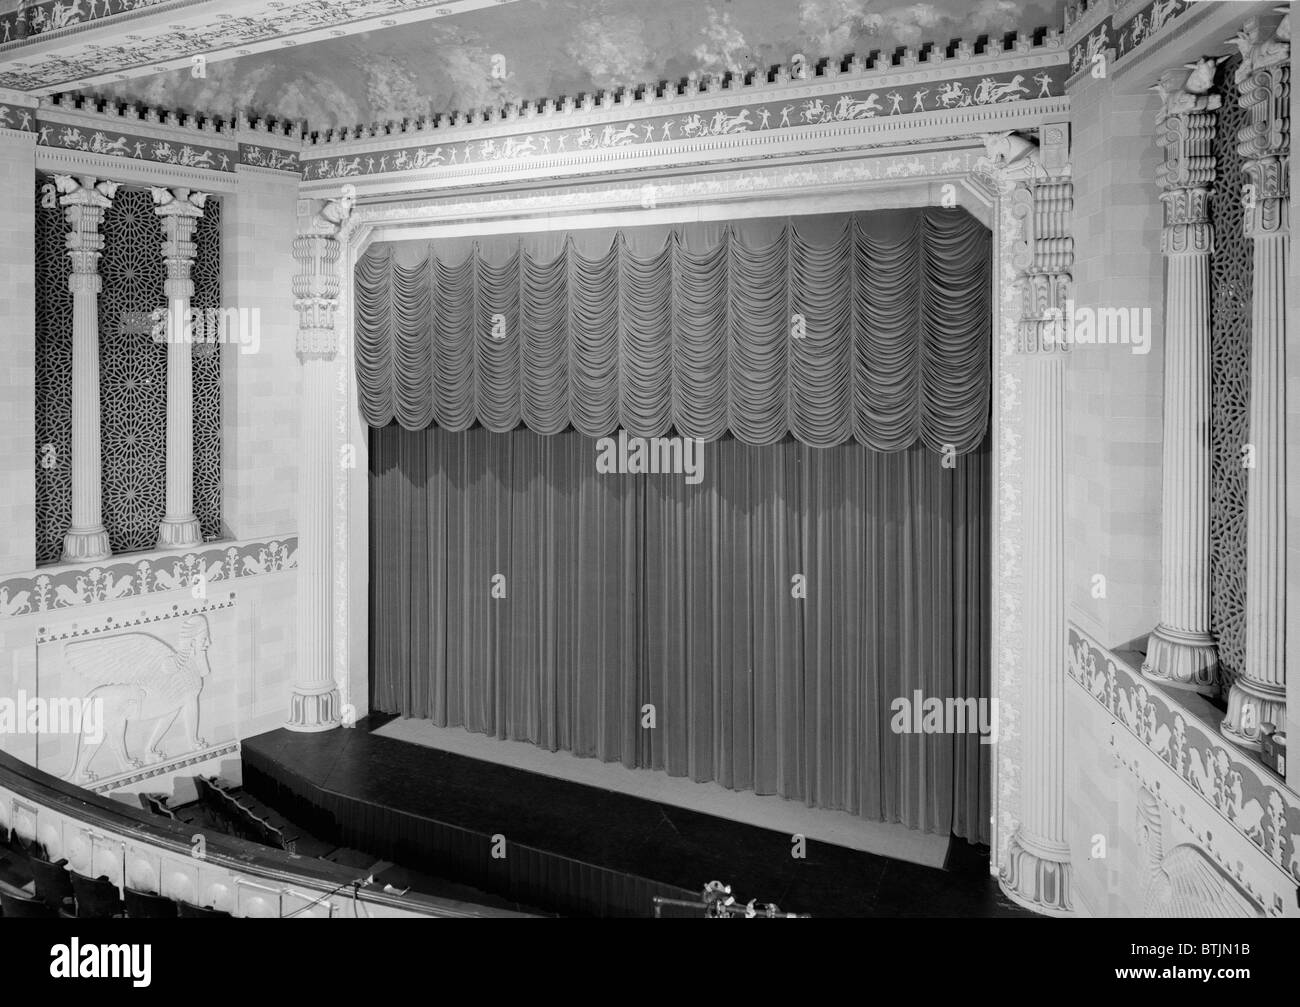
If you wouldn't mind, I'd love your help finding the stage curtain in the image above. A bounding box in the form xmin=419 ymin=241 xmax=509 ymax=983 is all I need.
xmin=354 ymin=208 xmax=990 ymax=453
xmin=370 ymin=425 xmax=990 ymax=844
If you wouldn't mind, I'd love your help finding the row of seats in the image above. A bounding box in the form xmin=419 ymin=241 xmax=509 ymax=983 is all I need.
xmin=0 ymin=830 xmax=231 ymax=919
xmin=195 ymin=777 xmax=298 ymax=852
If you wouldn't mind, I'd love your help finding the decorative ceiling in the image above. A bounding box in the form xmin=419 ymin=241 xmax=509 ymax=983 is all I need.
xmin=63 ymin=0 xmax=1065 ymax=130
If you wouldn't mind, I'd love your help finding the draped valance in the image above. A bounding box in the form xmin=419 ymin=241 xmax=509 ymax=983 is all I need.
xmin=354 ymin=207 xmax=990 ymax=451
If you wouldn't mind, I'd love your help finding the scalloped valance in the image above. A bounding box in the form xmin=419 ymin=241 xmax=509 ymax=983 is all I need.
xmin=353 ymin=207 xmax=990 ymax=451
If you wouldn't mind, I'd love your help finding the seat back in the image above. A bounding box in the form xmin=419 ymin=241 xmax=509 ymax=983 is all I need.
xmin=27 ymin=854 xmax=74 ymax=911
xmin=1 ymin=888 xmax=57 ymax=918
xmin=69 ymin=872 xmax=123 ymax=919
xmin=124 ymin=886 xmax=178 ymax=918
xmin=176 ymin=900 xmax=232 ymax=918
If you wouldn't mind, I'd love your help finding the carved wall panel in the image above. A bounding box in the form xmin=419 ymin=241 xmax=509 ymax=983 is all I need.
xmin=1208 ymin=56 xmax=1253 ymax=690
xmin=33 ymin=596 xmax=241 ymax=790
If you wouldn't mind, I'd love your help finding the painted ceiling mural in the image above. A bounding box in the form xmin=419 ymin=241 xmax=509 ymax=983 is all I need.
xmin=66 ymin=0 xmax=1066 ymax=130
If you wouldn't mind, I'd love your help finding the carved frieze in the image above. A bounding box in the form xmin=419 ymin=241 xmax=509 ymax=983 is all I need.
xmin=1069 ymin=627 xmax=1300 ymax=899
xmin=0 ymin=537 xmax=298 ymax=617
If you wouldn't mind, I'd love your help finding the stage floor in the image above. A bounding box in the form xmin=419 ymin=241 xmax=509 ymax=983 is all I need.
xmin=374 ymin=717 xmax=948 ymax=868
xmin=242 ymin=716 xmax=1034 ymax=918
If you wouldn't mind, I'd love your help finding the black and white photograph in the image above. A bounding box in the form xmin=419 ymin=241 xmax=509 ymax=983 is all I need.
xmin=0 ymin=0 xmax=1293 ymax=983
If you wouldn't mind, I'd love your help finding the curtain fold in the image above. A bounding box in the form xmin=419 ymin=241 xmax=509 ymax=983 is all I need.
xmin=355 ymin=208 xmax=991 ymax=452
xmin=370 ymin=425 xmax=991 ymax=843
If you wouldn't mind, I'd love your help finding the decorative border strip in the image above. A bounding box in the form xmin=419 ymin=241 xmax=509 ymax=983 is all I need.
xmin=35 ymin=113 xmax=234 ymax=169
xmin=0 ymin=0 xmax=169 ymax=45
xmin=239 ymin=142 xmax=300 ymax=173
xmin=0 ymin=104 xmax=37 ymax=132
xmin=1067 ymin=0 xmax=1194 ymax=83
xmin=0 ymin=537 xmax=297 ymax=618
xmin=1067 ymin=626 xmax=1300 ymax=882
xmin=302 ymin=68 xmax=1065 ymax=180
xmin=81 ymin=741 xmax=240 ymax=795
xmin=0 ymin=0 xmax=513 ymax=91
xmin=36 ymin=592 xmax=236 ymax=643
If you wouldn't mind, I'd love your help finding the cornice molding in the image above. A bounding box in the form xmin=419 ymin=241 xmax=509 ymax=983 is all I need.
xmin=300 ymin=96 xmax=1069 ymax=197
xmin=36 ymin=144 xmax=239 ymax=190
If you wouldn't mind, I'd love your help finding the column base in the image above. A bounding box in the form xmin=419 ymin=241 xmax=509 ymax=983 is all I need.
xmin=286 ymin=681 xmax=341 ymax=733
xmin=1141 ymin=624 xmax=1219 ymax=696
xmin=999 ymin=829 xmax=1073 ymax=916
xmin=156 ymin=514 xmax=202 ymax=549
xmin=61 ymin=526 xmax=110 ymax=564
xmin=1220 ymin=676 xmax=1286 ymax=750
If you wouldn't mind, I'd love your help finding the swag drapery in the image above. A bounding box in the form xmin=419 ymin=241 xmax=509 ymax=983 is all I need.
xmin=362 ymin=209 xmax=992 ymax=844
xmin=354 ymin=208 xmax=991 ymax=452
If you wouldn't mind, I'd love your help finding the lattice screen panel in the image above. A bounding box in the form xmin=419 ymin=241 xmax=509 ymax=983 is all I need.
xmin=192 ymin=199 xmax=223 ymax=543
xmin=34 ymin=182 xmax=223 ymax=564
xmin=34 ymin=181 xmax=73 ymax=566
xmin=98 ymin=186 xmax=168 ymax=554
xmin=1208 ymin=55 xmax=1252 ymax=690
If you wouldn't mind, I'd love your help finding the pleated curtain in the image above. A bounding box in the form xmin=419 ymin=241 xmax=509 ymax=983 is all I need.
xmin=370 ymin=425 xmax=990 ymax=843
xmin=363 ymin=208 xmax=991 ymax=844
xmin=355 ymin=208 xmax=990 ymax=453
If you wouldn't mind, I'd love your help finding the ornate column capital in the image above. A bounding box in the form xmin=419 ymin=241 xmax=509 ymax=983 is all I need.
xmin=56 ymin=175 xmax=117 ymax=286
xmin=1010 ymin=178 xmax=1075 ymax=355
xmin=151 ymin=187 xmax=207 ymax=299
xmin=292 ymin=195 xmax=353 ymax=359
xmin=1231 ymin=16 xmax=1290 ymax=240
xmin=1155 ymin=61 xmax=1223 ymax=257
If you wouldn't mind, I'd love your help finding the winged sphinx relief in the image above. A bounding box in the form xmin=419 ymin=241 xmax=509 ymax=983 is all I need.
xmin=61 ymin=614 xmax=212 ymax=783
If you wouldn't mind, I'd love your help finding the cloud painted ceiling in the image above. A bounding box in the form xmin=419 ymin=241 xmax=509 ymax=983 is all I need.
xmin=86 ymin=0 xmax=1065 ymax=130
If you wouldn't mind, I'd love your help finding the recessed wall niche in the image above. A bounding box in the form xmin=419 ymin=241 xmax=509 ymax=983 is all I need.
xmin=34 ymin=181 xmax=223 ymax=564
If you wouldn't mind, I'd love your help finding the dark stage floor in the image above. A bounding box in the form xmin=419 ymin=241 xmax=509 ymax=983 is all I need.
xmin=241 ymin=716 xmax=1036 ymax=918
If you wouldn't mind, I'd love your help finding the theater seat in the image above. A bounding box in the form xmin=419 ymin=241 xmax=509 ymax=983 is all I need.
xmin=69 ymin=872 xmax=125 ymax=918
xmin=124 ymin=887 xmax=179 ymax=918
xmin=1 ymin=888 xmax=56 ymax=918
xmin=27 ymin=854 xmax=75 ymax=914
xmin=176 ymin=900 xmax=232 ymax=918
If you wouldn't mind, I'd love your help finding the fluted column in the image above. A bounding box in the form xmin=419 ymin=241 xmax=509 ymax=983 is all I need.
xmin=152 ymin=187 xmax=207 ymax=549
xmin=1000 ymin=172 xmax=1074 ymax=916
xmin=286 ymin=197 xmax=351 ymax=732
xmin=58 ymin=175 xmax=118 ymax=564
xmin=1223 ymin=16 xmax=1290 ymax=747
xmin=1143 ymin=69 xmax=1222 ymax=695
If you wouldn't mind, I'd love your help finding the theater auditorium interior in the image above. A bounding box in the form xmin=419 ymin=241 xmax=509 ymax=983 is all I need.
xmin=0 ymin=0 xmax=1295 ymax=924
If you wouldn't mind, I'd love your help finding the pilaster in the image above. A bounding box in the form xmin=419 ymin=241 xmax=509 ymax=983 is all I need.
xmin=996 ymin=146 xmax=1076 ymax=916
xmin=286 ymin=196 xmax=352 ymax=732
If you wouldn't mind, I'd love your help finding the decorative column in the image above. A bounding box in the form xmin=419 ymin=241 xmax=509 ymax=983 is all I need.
xmin=58 ymin=175 xmax=118 ymax=563
xmin=1143 ymin=68 xmax=1222 ymax=695
xmin=999 ymin=162 xmax=1075 ymax=916
xmin=152 ymin=187 xmax=207 ymax=549
xmin=286 ymin=196 xmax=352 ymax=731
xmin=1223 ymin=16 xmax=1290 ymax=748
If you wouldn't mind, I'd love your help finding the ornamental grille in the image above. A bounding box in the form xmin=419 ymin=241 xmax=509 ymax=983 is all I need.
xmin=1208 ymin=54 xmax=1252 ymax=691
xmin=34 ymin=182 xmax=223 ymax=564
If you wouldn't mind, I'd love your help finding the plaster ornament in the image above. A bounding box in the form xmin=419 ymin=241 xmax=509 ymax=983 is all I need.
xmin=62 ymin=615 xmax=213 ymax=783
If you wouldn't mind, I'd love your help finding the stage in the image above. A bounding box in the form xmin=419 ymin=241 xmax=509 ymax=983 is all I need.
xmin=241 ymin=717 xmax=1032 ymax=918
